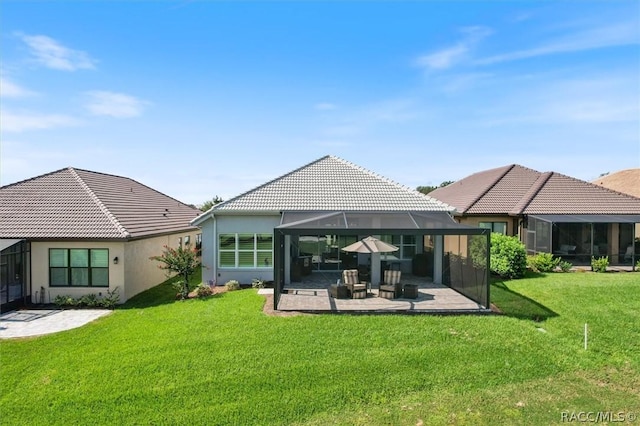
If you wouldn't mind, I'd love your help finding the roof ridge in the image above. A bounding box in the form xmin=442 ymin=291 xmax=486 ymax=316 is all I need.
xmin=73 ymin=168 xmax=199 ymax=210
xmin=510 ymin=171 xmax=552 ymax=215
xmin=1 ymin=166 xmax=70 ymax=189
xmin=465 ymin=164 xmax=518 ymax=212
xmin=331 ymin=155 xmax=453 ymax=210
xmin=69 ymin=167 xmax=131 ymax=238
xmin=557 ymin=170 xmax=640 ymax=202
xmin=210 ymin=155 xmax=332 ymax=212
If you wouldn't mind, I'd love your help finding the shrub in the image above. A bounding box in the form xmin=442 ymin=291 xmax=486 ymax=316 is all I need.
xmin=490 ymin=233 xmax=527 ymax=279
xmin=195 ymin=283 xmax=213 ymax=298
xmin=78 ymin=293 xmax=100 ymax=308
xmin=558 ymin=260 xmax=573 ymax=272
xmin=527 ymin=252 xmax=561 ymax=273
xmin=591 ymin=256 xmax=609 ymax=273
xmin=53 ymin=295 xmax=76 ymax=308
xmin=636 ymin=259 xmax=640 ymax=270
xmin=251 ymin=278 xmax=265 ymax=289
xmin=225 ymin=280 xmax=240 ymax=291
xmin=100 ymin=287 xmax=120 ymax=309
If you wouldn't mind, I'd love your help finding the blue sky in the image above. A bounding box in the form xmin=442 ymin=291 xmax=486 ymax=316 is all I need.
xmin=1 ymin=1 xmax=639 ymax=206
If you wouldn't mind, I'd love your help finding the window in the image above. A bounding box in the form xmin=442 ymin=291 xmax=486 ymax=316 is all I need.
xmin=49 ymin=249 xmax=109 ymax=287
xmin=381 ymin=235 xmax=417 ymax=259
xmin=479 ymin=222 xmax=507 ymax=235
xmin=218 ymin=234 xmax=273 ymax=268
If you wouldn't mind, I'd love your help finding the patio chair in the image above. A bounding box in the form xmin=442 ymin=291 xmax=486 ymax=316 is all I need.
xmin=379 ymin=270 xmax=402 ymax=299
xmin=342 ymin=269 xmax=366 ymax=299
xmin=624 ymin=245 xmax=634 ymax=262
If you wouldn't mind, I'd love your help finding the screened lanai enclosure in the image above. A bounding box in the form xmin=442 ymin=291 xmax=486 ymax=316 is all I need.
xmin=525 ymin=215 xmax=639 ymax=267
xmin=272 ymin=211 xmax=491 ymax=312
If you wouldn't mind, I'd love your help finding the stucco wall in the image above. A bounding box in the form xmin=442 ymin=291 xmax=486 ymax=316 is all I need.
xmin=30 ymin=229 xmax=201 ymax=304
xmin=124 ymin=230 xmax=201 ymax=300
xmin=30 ymin=241 xmax=125 ymax=304
xmin=456 ymin=216 xmax=518 ymax=236
xmin=197 ymin=214 xmax=281 ymax=285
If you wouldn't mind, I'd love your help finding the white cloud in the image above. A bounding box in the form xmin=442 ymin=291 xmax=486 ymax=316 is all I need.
xmin=84 ymin=91 xmax=148 ymax=118
xmin=0 ymin=110 xmax=81 ymax=132
xmin=18 ymin=33 xmax=96 ymax=71
xmin=314 ymin=102 xmax=337 ymax=111
xmin=416 ymin=26 xmax=492 ymax=70
xmin=476 ymin=20 xmax=639 ymax=65
xmin=0 ymin=76 xmax=36 ymax=98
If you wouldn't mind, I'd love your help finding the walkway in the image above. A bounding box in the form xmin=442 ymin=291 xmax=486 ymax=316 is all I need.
xmin=0 ymin=309 xmax=112 ymax=339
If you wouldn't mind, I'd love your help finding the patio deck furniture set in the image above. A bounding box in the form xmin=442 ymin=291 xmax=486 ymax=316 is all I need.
xmin=329 ymin=269 xmax=418 ymax=300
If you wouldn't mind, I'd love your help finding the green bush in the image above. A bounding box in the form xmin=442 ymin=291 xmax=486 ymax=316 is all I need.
xmin=195 ymin=283 xmax=213 ymax=298
xmin=251 ymin=278 xmax=265 ymax=289
xmin=490 ymin=233 xmax=527 ymax=279
xmin=225 ymin=280 xmax=240 ymax=291
xmin=636 ymin=259 xmax=640 ymax=270
xmin=527 ymin=252 xmax=561 ymax=273
xmin=591 ymin=256 xmax=609 ymax=273
xmin=100 ymin=287 xmax=120 ymax=308
xmin=53 ymin=295 xmax=76 ymax=308
xmin=558 ymin=260 xmax=573 ymax=272
xmin=78 ymin=293 xmax=100 ymax=308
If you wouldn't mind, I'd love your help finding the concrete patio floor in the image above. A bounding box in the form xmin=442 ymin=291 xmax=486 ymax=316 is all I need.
xmin=277 ymin=272 xmax=489 ymax=313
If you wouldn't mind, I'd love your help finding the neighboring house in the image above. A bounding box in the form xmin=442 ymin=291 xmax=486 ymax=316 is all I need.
xmin=593 ymin=169 xmax=640 ymax=238
xmin=429 ymin=164 xmax=640 ymax=266
xmin=191 ymin=155 xmax=490 ymax=310
xmin=0 ymin=167 xmax=201 ymax=312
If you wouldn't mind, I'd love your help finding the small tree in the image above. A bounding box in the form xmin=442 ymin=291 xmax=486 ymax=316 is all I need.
xmin=199 ymin=196 xmax=224 ymax=212
xmin=150 ymin=244 xmax=201 ymax=299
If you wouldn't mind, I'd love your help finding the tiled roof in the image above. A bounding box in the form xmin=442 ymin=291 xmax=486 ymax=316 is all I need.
xmin=429 ymin=164 xmax=640 ymax=215
xmin=204 ymin=155 xmax=452 ymax=214
xmin=0 ymin=167 xmax=200 ymax=240
xmin=592 ymin=168 xmax=640 ymax=199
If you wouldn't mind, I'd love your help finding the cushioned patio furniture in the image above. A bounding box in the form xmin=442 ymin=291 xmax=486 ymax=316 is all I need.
xmin=379 ymin=270 xmax=402 ymax=299
xmin=342 ymin=269 xmax=367 ymax=299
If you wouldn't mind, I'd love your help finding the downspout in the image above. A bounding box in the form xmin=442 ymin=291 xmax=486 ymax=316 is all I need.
xmin=212 ymin=214 xmax=217 ymax=284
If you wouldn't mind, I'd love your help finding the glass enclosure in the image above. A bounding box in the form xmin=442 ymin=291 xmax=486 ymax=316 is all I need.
xmin=1 ymin=240 xmax=30 ymax=312
xmin=442 ymin=234 xmax=488 ymax=308
xmin=526 ymin=216 xmax=638 ymax=265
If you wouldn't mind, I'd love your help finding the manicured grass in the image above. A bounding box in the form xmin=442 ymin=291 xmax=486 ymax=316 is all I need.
xmin=1 ymin=271 xmax=639 ymax=425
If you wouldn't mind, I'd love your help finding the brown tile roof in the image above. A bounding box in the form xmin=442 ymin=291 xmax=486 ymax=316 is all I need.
xmin=429 ymin=164 xmax=640 ymax=216
xmin=0 ymin=167 xmax=200 ymax=240
xmin=592 ymin=168 xmax=640 ymax=199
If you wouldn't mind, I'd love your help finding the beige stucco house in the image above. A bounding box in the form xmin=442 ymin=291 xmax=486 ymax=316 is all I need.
xmin=429 ymin=164 xmax=640 ymax=267
xmin=0 ymin=167 xmax=201 ymax=312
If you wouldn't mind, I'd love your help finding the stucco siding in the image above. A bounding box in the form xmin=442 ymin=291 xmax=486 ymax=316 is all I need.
xmin=124 ymin=230 xmax=200 ymax=300
xmin=198 ymin=214 xmax=280 ymax=286
xmin=30 ymin=241 xmax=125 ymax=304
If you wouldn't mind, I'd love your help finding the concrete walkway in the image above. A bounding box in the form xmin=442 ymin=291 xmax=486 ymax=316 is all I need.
xmin=0 ymin=309 xmax=112 ymax=339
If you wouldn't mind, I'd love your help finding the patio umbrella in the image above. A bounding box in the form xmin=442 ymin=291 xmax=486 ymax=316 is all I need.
xmin=341 ymin=236 xmax=399 ymax=254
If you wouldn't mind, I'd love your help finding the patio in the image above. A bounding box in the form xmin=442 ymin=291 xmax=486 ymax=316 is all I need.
xmin=277 ymin=272 xmax=490 ymax=313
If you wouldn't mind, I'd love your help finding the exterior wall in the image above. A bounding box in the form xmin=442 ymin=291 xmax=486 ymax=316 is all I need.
xmin=198 ymin=214 xmax=281 ymax=285
xmin=456 ymin=215 xmax=518 ymax=236
xmin=30 ymin=229 xmax=200 ymax=304
xmin=30 ymin=241 xmax=126 ymax=304
xmin=124 ymin=230 xmax=200 ymax=301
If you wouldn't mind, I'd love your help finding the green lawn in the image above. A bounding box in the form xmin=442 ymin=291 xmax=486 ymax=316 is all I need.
xmin=1 ymin=272 xmax=639 ymax=425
